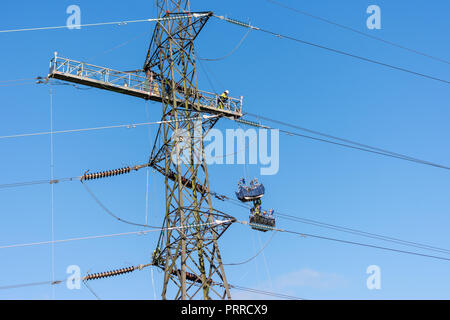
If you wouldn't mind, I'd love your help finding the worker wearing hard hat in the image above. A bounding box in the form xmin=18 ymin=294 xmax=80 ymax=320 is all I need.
xmin=218 ymin=90 xmax=229 ymax=109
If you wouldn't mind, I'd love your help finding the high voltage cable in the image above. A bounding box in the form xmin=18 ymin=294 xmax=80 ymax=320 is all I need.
xmin=214 ymin=15 xmax=450 ymax=85
xmin=87 ymin=31 xmax=149 ymax=62
xmin=0 ymin=264 xmax=151 ymax=290
xmin=3 ymin=150 xmax=450 ymax=256
xmin=266 ymin=0 xmax=450 ymax=66
xmin=224 ymin=231 xmax=277 ymax=266
xmin=283 ymin=228 xmax=450 ymax=262
xmin=237 ymin=221 xmax=450 ymax=263
xmin=3 ymin=125 xmax=449 ymax=257
xmin=0 ymin=115 xmax=213 ymax=140
xmin=81 ymin=180 xmax=160 ymax=229
xmin=0 ymin=78 xmax=37 ymax=87
xmin=274 ymin=127 xmax=450 ymax=171
xmin=4 ymin=222 xmax=450 ymax=295
xmin=1 ymin=278 xmax=304 ymax=301
xmin=0 ymin=83 xmax=34 ymax=87
xmin=232 ymin=116 xmax=450 ymax=171
xmin=0 ymin=164 xmax=149 ymax=190
xmin=82 ymin=178 xmax=238 ymax=242
xmin=245 ymin=112 xmax=433 ymax=162
xmin=228 ymin=284 xmax=304 ymax=300
xmin=0 ymin=78 xmax=37 ymax=83
xmin=0 ymin=230 xmax=153 ymax=250
xmin=50 ymin=87 xmax=55 ymax=299
xmin=223 ymin=195 xmax=450 ymax=256
xmin=274 ymin=211 xmax=450 ymax=256
xmin=1 ymin=268 xmax=304 ymax=300
xmin=7 ymin=166 xmax=450 ymax=258
xmin=4 ymin=164 xmax=450 ymax=257
xmin=0 ymin=220 xmax=233 ymax=250
xmin=0 ymin=176 xmax=81 ymax=190
xmin=0 ymin=280 xmax=60 ymax=290
xmin=0 ymin=14 xmax=211 ymax=34
xmin=0 ymin=259 xmax=297 ymax=300
xmin=198 ymin=28 xmax=252 ymax=61
xmin=7 ymin=111 xmax=445 ymax=172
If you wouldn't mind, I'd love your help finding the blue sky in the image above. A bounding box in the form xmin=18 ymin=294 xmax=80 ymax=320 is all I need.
xmin=1 ymin=0 xmax=450 ymax=299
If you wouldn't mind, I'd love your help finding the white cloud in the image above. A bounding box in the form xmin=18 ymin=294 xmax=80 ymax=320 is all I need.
xmin=275 ymin=268 xmax=346 ymax=290
xmin=230 ymin=268 xmax=346 ymax=300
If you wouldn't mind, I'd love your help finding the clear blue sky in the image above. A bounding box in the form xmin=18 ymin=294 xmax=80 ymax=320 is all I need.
xmin=1 ymin=0 xmax=450 ymax=300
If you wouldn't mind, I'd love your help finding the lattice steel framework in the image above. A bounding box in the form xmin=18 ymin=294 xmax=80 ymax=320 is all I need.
xmin=146 ymin=0 xmax=233 ymax=300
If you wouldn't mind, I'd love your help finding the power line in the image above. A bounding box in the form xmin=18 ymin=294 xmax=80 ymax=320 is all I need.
xmin=224 ymin=231 xmax=277 ymax=266
xmin=0 ymin=115 xmax=211 ymax=140
xmin=266 ymin=0 xmax=450 ymax=66
xmin=87 ymin=31 xmax=149 ymax=62
xmin=8 ymin=165 xmax=450 ymax=259
xmin=83 ymin=280 xmax=101 ymax=300
xmin=49 ymin=87 xmax=55 ymax=299
xmin=198 ymin=28 xmax=252 ymax=61
xmin=0 ymin=161 xmax=146 ymax=191
xmin=4 ymin=119 xmax=450 ymax=257
xmin=86 ymin=262 xmax=257 ymax=301
xmin=237 ymin=221 xmax=450 ymax=263
xmin=274 ymin=211 xmax=450 ymax=256
xmin=81 ymin=180 xmax=161 ymax=229
xmin=197 ymin=54 xmax=219 ymax=93
xmin=0 ymin=83 xmax=35 ymax=87
xmin=222 ymin=196 xmax=450 ymax=256
xmin=4 ymin=149 xmax=450 ymax=257
xmin=5 ymin=165 xmax=450 ymax=259
xmin=229 ymin=284 xmax=304 ymax=300
xmin=48 ymin=80 xmax=93 ymax=90
xmin=0 ymin=78 xmax=37 ymax=83
xmin=275 ymin=128 xmax=450 ymax=171
xmin=0 ymin=266 xmax=304 ymax=300
xmin=0 ymin=264 xmax=151 ymax=291
xmin=0 ymin=280 xmax=60 ymax=291
xmin=214 ymin=15 xmax=450 ymax=85
xmin=0 ymin=220 xmax=233 ymax=250
xmin=0 ymin=14 xmax=210 ymax=34
xmin=245 ymin=112 xmax=428 ymax=161
xmin=0 ymin=230 xmax=153 ymax=250
xmin=231 ymin=115 xmax=450 ymax=171
xmin=0 ymin=78 xmax=38 ymax=88
xmin=0 ymin=176 xmax=81 ymax=190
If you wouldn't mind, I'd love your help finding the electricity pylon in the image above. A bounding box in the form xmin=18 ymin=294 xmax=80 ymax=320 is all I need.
xmin=48 ymin=0 xmax=242 ymax=300
xmin=145 ymin=1 xmax=238 ymax=300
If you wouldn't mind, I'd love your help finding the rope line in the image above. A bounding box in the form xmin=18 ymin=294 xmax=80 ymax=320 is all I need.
xmin=225 ymin=231 xmax=277 ymax=266
xmin=198 ymin=28 xmax=252 ymax=61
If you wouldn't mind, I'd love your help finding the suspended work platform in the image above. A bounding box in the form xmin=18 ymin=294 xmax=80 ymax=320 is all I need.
xmin=48 ymin=53 xmax=243 ymax=119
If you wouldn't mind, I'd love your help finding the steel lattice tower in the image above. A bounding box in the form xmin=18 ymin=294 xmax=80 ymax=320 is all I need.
xmin=145 ymin=0 xmax=233 ymax=300
xmin=48 ymin=0 xmax=240 ymax=300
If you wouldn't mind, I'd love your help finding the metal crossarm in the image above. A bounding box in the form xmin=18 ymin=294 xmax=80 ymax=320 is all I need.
xmin=48 ymin=53 xmax=243 ymax=118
